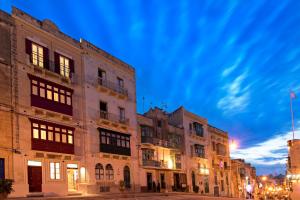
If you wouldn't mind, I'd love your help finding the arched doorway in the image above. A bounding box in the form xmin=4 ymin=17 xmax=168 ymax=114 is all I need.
xmin=123 ymin=166 xmax=130 ymax=188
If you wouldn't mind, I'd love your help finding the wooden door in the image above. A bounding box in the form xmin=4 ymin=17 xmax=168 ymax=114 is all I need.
xmin=28 ymin=166 xmax=42 ymax=192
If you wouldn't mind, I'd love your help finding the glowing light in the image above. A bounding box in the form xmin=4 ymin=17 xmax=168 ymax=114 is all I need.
xmin=28 ymin=160 xmax=42 ymax=166
xmin=167 ymin=159 xmax=173 ymax=169
xmin=230 ymin=139 xmax=238 ymax=151
xmin=262 ymin=176 xmax=267 ymax=181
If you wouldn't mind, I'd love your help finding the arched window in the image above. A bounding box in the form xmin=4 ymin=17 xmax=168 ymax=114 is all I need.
xmin=105 ymin=164 xmax=114 ymax=180
xmin=123 ymin=166 xmax=130 ymax=188
xmin=95 ymin=163 xmax=104 ymax=180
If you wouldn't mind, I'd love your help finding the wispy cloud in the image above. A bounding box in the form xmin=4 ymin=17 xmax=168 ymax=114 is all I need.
xmin=217 ymin=71 xmax=250 ymax=114
xmin=231 ymin=130 xmax=297 ymax=166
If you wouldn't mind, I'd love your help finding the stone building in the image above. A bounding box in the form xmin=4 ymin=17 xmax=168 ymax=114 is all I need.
xmin=287 ymin=139 xmax=300 ymax=199
xmin=137 ymin=108 xmax=186 ymax=192
xmin=8 ymin=7 xmax=85 ymax=197
xmin=168 ymin=107 xmax=211 ymax=195
xmin=209 ymin=125 xmax=232 ymax=197
xmin=231 ymin=159 xmax=256 ymax=199
xmin=0 ymin=9 xmax=14 ymax=181
xmin=79 ymin=39 xmax=138 ymax=194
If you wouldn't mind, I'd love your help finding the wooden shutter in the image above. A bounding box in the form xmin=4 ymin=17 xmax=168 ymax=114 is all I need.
xmin=25 ymin=39 xmax=32 ymax=62
xmin=43 ymin=47 xmax=49 ymax=69
xmin=69 ymin=59 xmax=74 ymax=78
xmin=54 ymin=52 xmax=60 ymax=74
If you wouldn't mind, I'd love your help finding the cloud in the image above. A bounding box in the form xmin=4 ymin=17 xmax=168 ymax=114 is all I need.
xmin=217 ymin=71 xmax=250 ymax=114
xmin=231 ymin=130 xmax=297 ymax=166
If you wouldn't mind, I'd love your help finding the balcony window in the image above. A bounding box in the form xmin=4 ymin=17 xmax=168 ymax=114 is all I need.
xmin=98 ymin=69 xmax=106 ymax=85
xmin=193 ymin=122 xmax=203 ymax=137
xmin=50 ymin=162 xmax=60 ymax=180
xmin=99 ymin=128 xmax=131 ymax=156
xmin=117 ymin=77 xmax=124 ymax=88
xmin=25 ymin=39 xmax=49 ymax=69
xmin=54 ymin=52 xmax=74 ymax=78
xmin=30 ymin=119 xmax=74 ymax=154
xmin=32 ymin=43 xmax=44 ymax=68
xmin=29 ymin=75 xmax=73 ymax=115
xmin=59 ymin=55 xmax=70 ymax=78
xmin=195 ymin=144 xmax=205 ymax=158
xmin=142 ymin=149 xmax=154 ymax=161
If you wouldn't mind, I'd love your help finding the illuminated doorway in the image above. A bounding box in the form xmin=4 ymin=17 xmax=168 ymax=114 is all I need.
xmin=67 ymin=164 xmax=78 ymax=191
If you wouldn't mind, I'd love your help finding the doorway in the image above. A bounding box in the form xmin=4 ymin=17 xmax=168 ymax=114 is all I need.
xmin=28 ymin=166 xmax=42 ymax=192
xmin=123 ymin=166 xmax=130 ymax=189
xmin=146 ymin=172 xmax=152 ymax=191
xmin=67 ymin=164 xmax=78 ymax=191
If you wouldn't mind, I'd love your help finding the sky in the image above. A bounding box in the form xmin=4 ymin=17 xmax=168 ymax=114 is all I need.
xmin=1 ymin=0 xmax=300 ymax=175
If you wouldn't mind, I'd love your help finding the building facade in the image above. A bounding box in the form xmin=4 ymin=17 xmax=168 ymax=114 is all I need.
xmin=168 ymin=107 xmax=211 ymax=195
xmin=137 ymin=108 xmax=186 ymax=192
xmin=287 ymin=139 xmax=300 ymax=199
xmin=231 ymin=159 xmax=256 ymax=199
xmin=208 ymin=125 xmax=232 ymax=197
xmin=0 ymin=9 xmax=14 ymax=182
xmin=79 ymin=39 xmax=138 ymax=194
xmin=10 ymin=7 xmax=84 ymax=197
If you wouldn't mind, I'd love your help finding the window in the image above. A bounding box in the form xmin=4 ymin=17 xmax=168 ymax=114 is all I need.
xmin=31 ymin=119 xmax=74 ymax=154
xmin=99 ymin=128 xmax=131 ymax=156
xmin=119 ymin=107 xmax=125 ymax=122
xmin=98 ymin=69 xmax=106 ymax=85
xmin=99 ymin=101 xmax=108 ymax=119
xmin=32 ymin=43 xmax=44 ymax=68
xmin=117 ymin=77 xmax=124 ymax=88
xmin=29 ymin=75 xmax=73 ymax=115
xmin=59 ymin=55 xmax=70 ymax=78
xmin=157 ymin=120 xmax=162 ymax=128
xmin=0 ymin=158 xmax=4 ymax=179
xmin=195 ymin=144 xmax=205 ymax=158
xmin=221 ymin=180 xmax=224 ymax=191
xmin=142 ymin=149 xmax=154 ymax=160
xmin=50 ymin=162 xmax=60 ymax=179
xmin=193 ymin=122 xmax=203 ymax=137
xmin=105 ymin=164 xmax=114 ymax=180
xmin=95 ymin=163 xmax=104 ymax=180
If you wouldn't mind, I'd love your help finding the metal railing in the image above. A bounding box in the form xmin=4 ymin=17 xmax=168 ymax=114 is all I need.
xmin=141 ymin=136 xmax=181 ymax=149
xmin=99 ymin=110 xmax=129 ymax=125
xmin=98 ymin=77 xmax=128 ymax=96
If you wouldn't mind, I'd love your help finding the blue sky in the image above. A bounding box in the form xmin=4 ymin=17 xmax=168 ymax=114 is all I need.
xmin=1 ymin=0 xmax=300 ymax=175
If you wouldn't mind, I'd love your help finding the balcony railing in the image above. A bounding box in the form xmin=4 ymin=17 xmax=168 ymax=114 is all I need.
xmin=99 ymin=110 xmax=129 ymax=125
xmin=142 ymin=160 xmax=181 ymax=170
xmin=98 ymin=77 xmax=128 ymax=96
xmin=141 ymin=136 xmax=181 ymax=149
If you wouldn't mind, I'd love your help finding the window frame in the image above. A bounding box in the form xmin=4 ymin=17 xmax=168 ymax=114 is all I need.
xmin=105 ymin=164 xmax=114 ymax=180
xmin=50 ymin=162 xmax=61 ymax=180
xmin=31 ymin=42 xmax=44 ymax=68
xmin=95 ymin=163 xmax=104 ymax=180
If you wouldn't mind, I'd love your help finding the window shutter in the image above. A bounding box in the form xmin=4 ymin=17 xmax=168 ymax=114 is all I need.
xmin=43 ymin=47 xmax=49 ymax=69
xmin=54 ymin=52 xmax=60 ymax=74
xmin=70 ymin=59 xmax=74 ymax=77
xmin=25 ymin=39 xmax=32 ymax=62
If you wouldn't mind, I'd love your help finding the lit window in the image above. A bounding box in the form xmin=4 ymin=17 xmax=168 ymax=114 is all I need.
xmin=48 ymin=131 xmax=53 ymax=141
xmin=33 ymin=128 xmax=39 ymax=139
xmin=40 ymin=83 xmax=45 ymax=98
xmin=60 ymin=94 xmax=65 ymax=104
xmin=53 ymin=87 xmax=59 ymax=102
xmin=32 ymin=43 xmax=44 ymax=68
xmin=47 ymin=85 xmax=52 ymax=100
xmin=62 ymin=134 xmax=67 ymax=143
xmin=50 ymin=162 xmax=60 ymax=179
xmin=59 ymin=56 xmax=70 ymax=78
xmin=41 ymin=130 xmax=46 ymax=140
xmin=55 ymin=133 xmax=60 ymax=142
xmin=68 ymin=135 xmax=73 ymax=144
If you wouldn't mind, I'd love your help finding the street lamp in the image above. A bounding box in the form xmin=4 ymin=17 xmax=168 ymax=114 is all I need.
xmin=230 ymin=139 xmax=238 ymax=151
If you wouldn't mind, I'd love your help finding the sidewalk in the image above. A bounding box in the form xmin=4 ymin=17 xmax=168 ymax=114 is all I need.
xmin=9 ymin=192 xmax=243 ymax=200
